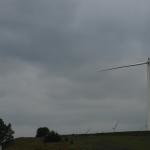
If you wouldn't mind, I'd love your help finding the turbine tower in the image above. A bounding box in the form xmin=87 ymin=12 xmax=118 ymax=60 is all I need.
xmin=147 ymin=58 xmax=150 ymax=130
xmin=98 ymin=58 xmax=150 ymax=130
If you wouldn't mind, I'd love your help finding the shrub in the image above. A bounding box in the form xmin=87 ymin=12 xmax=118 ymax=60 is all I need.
xmin=44 ymin=131 xmax=61 ymax=143
xmin=64 ymin=137 xmax=69 ymax=142
xmin=69 ymin=139 xmax=74 ymax=145
xmin=36 ymin=127 xmax=50 ymax=138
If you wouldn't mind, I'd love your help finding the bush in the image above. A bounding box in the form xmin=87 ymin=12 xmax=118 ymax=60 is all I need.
xmin=64 ymin=137 xmax=69 ymax=142
xmin=69 ymin=139 xmax=74 ymax=145
xmin=44 ymin=131 xmax=61 ymax=143
xmin=36 ymin=127 xmax=50 ymax=138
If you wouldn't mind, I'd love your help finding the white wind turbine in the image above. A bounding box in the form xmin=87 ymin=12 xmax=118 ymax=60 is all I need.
xmin=98 ymin=58 xmax=150 ymax=130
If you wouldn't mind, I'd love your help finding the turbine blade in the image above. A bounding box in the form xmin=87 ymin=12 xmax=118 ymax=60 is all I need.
xmin=98 ymin=62 xmax=147 ymax=72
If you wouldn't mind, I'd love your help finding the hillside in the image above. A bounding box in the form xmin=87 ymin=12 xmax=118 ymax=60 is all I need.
xmin=6 ymin=132 xmax=150 ymax=150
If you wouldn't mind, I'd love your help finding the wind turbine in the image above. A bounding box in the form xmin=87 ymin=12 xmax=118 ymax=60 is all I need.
xmin=98 ymin=58 xmax=150 ymax=130
xmin=112 ymin=121 xmax=119 ymax=132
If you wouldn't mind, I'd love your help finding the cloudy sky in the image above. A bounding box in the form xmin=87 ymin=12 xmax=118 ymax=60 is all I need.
xmin=1 ymin=0 xmax=150 ymax=137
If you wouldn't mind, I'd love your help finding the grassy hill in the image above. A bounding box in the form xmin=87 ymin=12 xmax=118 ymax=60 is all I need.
xmin=6 ymin=131 xmax=150 ymax=150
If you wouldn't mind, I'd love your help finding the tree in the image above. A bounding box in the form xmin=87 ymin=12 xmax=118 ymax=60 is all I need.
xmin=36 ymin=127 xmax=50 ymax=138
xmin=44 ymin=130 xmax=61 ymax=143
xmin=0 ymin=118 xmax=14 ymax=148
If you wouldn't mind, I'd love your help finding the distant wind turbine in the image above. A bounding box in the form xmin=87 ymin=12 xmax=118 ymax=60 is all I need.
xmin=98 ymin=58 xmax=150 ymax=130
xmin=112 ymin=121 xmax=119 ymax=132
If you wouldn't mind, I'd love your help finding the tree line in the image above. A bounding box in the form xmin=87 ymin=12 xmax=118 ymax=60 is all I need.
xmin=36 ymin=127 xmax=61 ymax=142
xmin=0 ymin=118 xmax=61 ymax=149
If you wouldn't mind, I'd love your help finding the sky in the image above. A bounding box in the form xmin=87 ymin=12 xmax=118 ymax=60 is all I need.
xmin=0 ymin=0 xmax=150 ymax=137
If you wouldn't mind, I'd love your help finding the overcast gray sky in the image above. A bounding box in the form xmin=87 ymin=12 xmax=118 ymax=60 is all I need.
xmin=1 ymin=0 xmax=150 ymax=137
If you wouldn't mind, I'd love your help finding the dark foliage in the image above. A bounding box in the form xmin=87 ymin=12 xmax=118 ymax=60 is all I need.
xmin=0 ymin=118 xmax=14 ymax=147
xmin=64 ymin=137 xmax=69 ymax=142
xmin=36 ymin=127 xmax=50 ymax=138
xmin=44 ymin=131 xmax=61 ymax=143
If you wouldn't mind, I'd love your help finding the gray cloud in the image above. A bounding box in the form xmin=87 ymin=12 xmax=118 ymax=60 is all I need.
xmin=0 ymin=0 xmax=150 ymax=137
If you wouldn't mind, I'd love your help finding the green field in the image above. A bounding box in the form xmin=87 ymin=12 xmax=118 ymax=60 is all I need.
xmin=6 ymin=132 xmax=150 ymax=150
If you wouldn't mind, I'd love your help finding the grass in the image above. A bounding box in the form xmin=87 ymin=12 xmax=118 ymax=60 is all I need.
xmin=6 ymin=131 xmax=150 ymax=150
